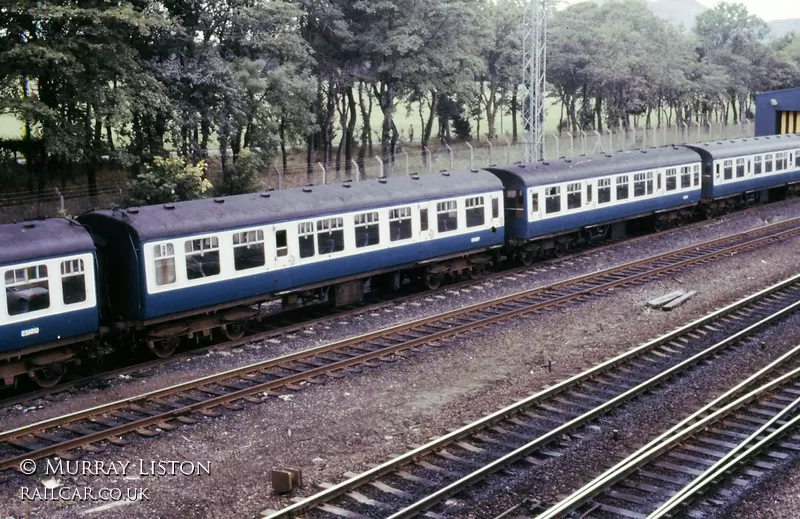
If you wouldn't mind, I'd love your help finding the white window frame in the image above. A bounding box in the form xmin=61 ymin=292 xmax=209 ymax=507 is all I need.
xmin=1 ymin=253 xmax=96 ymax=323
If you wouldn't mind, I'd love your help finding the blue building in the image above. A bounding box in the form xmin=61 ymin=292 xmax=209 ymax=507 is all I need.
xmin=755 ymin=87 xmax=800 ymax=136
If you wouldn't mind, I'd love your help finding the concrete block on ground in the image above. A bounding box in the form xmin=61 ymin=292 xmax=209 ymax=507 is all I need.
xmin=271 ymin=467 xmax=303 ymax=494
xmin=662 ymin=290 xmax=697 ymax=311
xmin=646 ymin=290 xmax=687 ymax=309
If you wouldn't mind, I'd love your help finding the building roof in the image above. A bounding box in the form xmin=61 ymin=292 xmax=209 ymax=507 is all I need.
xmin=79 ymin=169 xmax=504 ymax=242
xmin=755 ymin=86 xmax=800 ymax=97
xmin=485 ymin=146 xmax=701 ymax=187
xmin=685 ymin=134 xmax=800 ymax=160
xmin=0 ymin=219 xmax=95 ymax=266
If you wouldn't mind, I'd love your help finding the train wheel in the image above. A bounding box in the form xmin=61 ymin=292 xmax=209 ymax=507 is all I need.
xmin=519 ymin=250 xmax=535 ymax=266
xmin=149 ymin=338 xmax=178 ymax=359
xmin=653 ymin=218 xmax=665 ymax=232
xmin=222 ymin=321 xmax=247 ymax=341
xmin=425 ymin=273 xmax=443 ymax=290
xmin=29 ymin=364 xmax=64 ymax=388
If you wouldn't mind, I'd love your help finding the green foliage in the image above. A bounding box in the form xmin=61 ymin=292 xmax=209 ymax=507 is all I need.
xmin=125 ymin=156 xmax=211 ymax=206
xmin=2 ymin=0 xmax=799 ymax=204
xmin=222 ymin=148 xmax=268 ymax=195
xmin=452 ymin=116 xmax=471 ymax=141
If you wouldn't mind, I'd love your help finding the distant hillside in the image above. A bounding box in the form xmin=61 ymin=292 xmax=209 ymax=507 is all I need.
xmin=649 ymin=0 xmax=706 ymax=29
xmin=769 ymin=19 xmax=800 ymax=39
xmin=565 ymin=1 xmax=798 ymax=37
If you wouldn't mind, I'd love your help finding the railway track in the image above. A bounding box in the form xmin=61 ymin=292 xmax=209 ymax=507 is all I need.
xmin=259 ymin=274 xmax=800 ymax=519
xmin=535 ymin=342 xmax=800 ymax=519
xmin=0 ymin=229 xmax=642 ymax=407
xmin=4 ymin=211 xmax=800 ymax=414
xmin=2 ymin=212 xmax=797 ymax=408
xmin=0 ymin=218 xmax=798 ymax=476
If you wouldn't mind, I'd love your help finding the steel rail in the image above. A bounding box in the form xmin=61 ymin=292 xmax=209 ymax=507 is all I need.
xmin=262 ymin=274 xmax=800 ymax=519
xmin=5 ymin=215 xmax=799 ymax=406
xmin=5 ymin=221 xmax=798 ymax=443
xmin=0 ymin=212 xmax=674 ymax=405
xmin=382 ymin=289 xmax=800 ymax=519
xmin=650 ymin=382 xmax=800 ymax=518
xmin=535 ymin=343 xmax=800 ymax=519
xmin=2 ymin=220 xmax=799 ymax=474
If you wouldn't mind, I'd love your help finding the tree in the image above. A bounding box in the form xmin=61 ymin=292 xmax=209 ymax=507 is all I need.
xmin=0 ymin=1 xmax=165 ymax=196
xmin=476 ymin=0 xmax=522 ymax=140
xmin=125 ymin=156 xmax=211 ymax=205
xmin=341 ymin=0 xmax=483 ymax=167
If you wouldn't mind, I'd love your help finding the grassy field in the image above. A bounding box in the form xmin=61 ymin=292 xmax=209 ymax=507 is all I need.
xmin=0 ymin=99 xmax=565 ymax=144
xmin=0 ymin=114 xmax=22 ymax=138
xmin=375 ymin=99 xmax=563 ymax=142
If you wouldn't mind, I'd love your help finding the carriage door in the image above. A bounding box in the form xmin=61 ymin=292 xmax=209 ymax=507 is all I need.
xmin=272 ymin=225 xmax=294 ymax=271
xmin=529 ymin=188 xmax=541 ymax=221
xmin=418 ymin=203 xmax=433 ymax=242
xmin=585 ymin=181 xmax=594 ymax=208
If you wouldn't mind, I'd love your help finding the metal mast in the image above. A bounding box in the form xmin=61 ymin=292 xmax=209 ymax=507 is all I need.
xmin=522 ymin=0 xmax=547 ymax=163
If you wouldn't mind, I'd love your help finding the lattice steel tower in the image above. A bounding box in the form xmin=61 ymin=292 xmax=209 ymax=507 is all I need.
xmin=522 ymin=0 xmax=547 ymax=163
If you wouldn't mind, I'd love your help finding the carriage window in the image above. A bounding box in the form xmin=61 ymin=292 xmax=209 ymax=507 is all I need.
xmin=465 ymin=196 xmax=485 ymax=227
xmin=616 ymin=176 xmax=629 ymax=200
xmin=567 ymin=183 xmax=582 ymax=209
xmin=185 ymin=236 xmax=221 ymax=280
xmin=529 ymin=192 xmax=539 ymax=214
xmin=754 ymin=156 xmax=762 ymax=175
xmin=598 ymin=178 xmax=611 ymax=204
xmin=587 ymin=183 xmax=593 ymax=203
xmin=61 ymin=259 xmax=86 ymax=305
xmin=681 ymin=166 xmax=692 ymax=188
xmin=389 ymin=207 xmax=413 ymax=240
xmin=795 ymin=150 xmax=800 ymax=167
xmin=693 ymin=165 xmax=700 ymax=185
xmin=666 ymin=169 xmax=677 ymax=191
xmin=633 ymin=173 xmax=647 ymax=197
xmin=5 ymin=264 xmax=50 ymax=316
xmin=775 ymin=152 xmax=787 ymax=170
xmin=275 ymin=230 xmax=288 ymax=257
xmin=420 ymin=209 xmax=429 ymax=231
xmin=355 ymin=211 xmax=380 ymax=248
xmin=317 ymin=217 xmax=345 ymax=253
xmin=298 ymin=222 xmax=315 ymax=258
xmin=233 ymin=230 xmax=265 ymax=271
xmin=723 ymin=160 xmax=733 ymax=180
xmin=735 ymin=158 xmax=745 ymax=178
xmin=764 ymin=154 xmax=773 ymax=173
xmin=154 ymin=243 xmax=176 ymax=286
xmin=545 ymin=186 xmax=561 ymax=214
xmin=492 ymin=198 xmax=499 ymax=219
xmin=436 ymin=200 xmax=458 ymax=233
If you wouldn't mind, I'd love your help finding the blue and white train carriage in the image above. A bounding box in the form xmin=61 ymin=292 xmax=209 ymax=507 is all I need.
xmin=487 ymin=147 xmax=703 ymax=263
xmin=686 ymin=134 xmax=800 ymax=214
xmin=0 ymin=219 xmax=98 ymax=386
xmin=77 ymin=170 xmax=504 ymax=356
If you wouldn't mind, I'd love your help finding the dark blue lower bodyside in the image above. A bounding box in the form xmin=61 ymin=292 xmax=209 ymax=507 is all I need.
xmin=511 ymin=191 xmax=701 ymax=240
xmin=708 ymin=170 xmax=800 ymax=199
xmin=142 ymin=228 xmax=504 ymax=320
xmin=0 ymin=308 xmax=99 ymax=354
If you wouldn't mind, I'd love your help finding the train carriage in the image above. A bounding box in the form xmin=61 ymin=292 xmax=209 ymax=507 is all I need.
xmin=77 ymin=170 xmax=504 ymax=355
xmin=486 ymin=147 xmax=703 ymax=262
xmin=0 ymin=219 xmax=98 ymax=386
xmin=685 ymin=134 xmax=800 ymax=213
